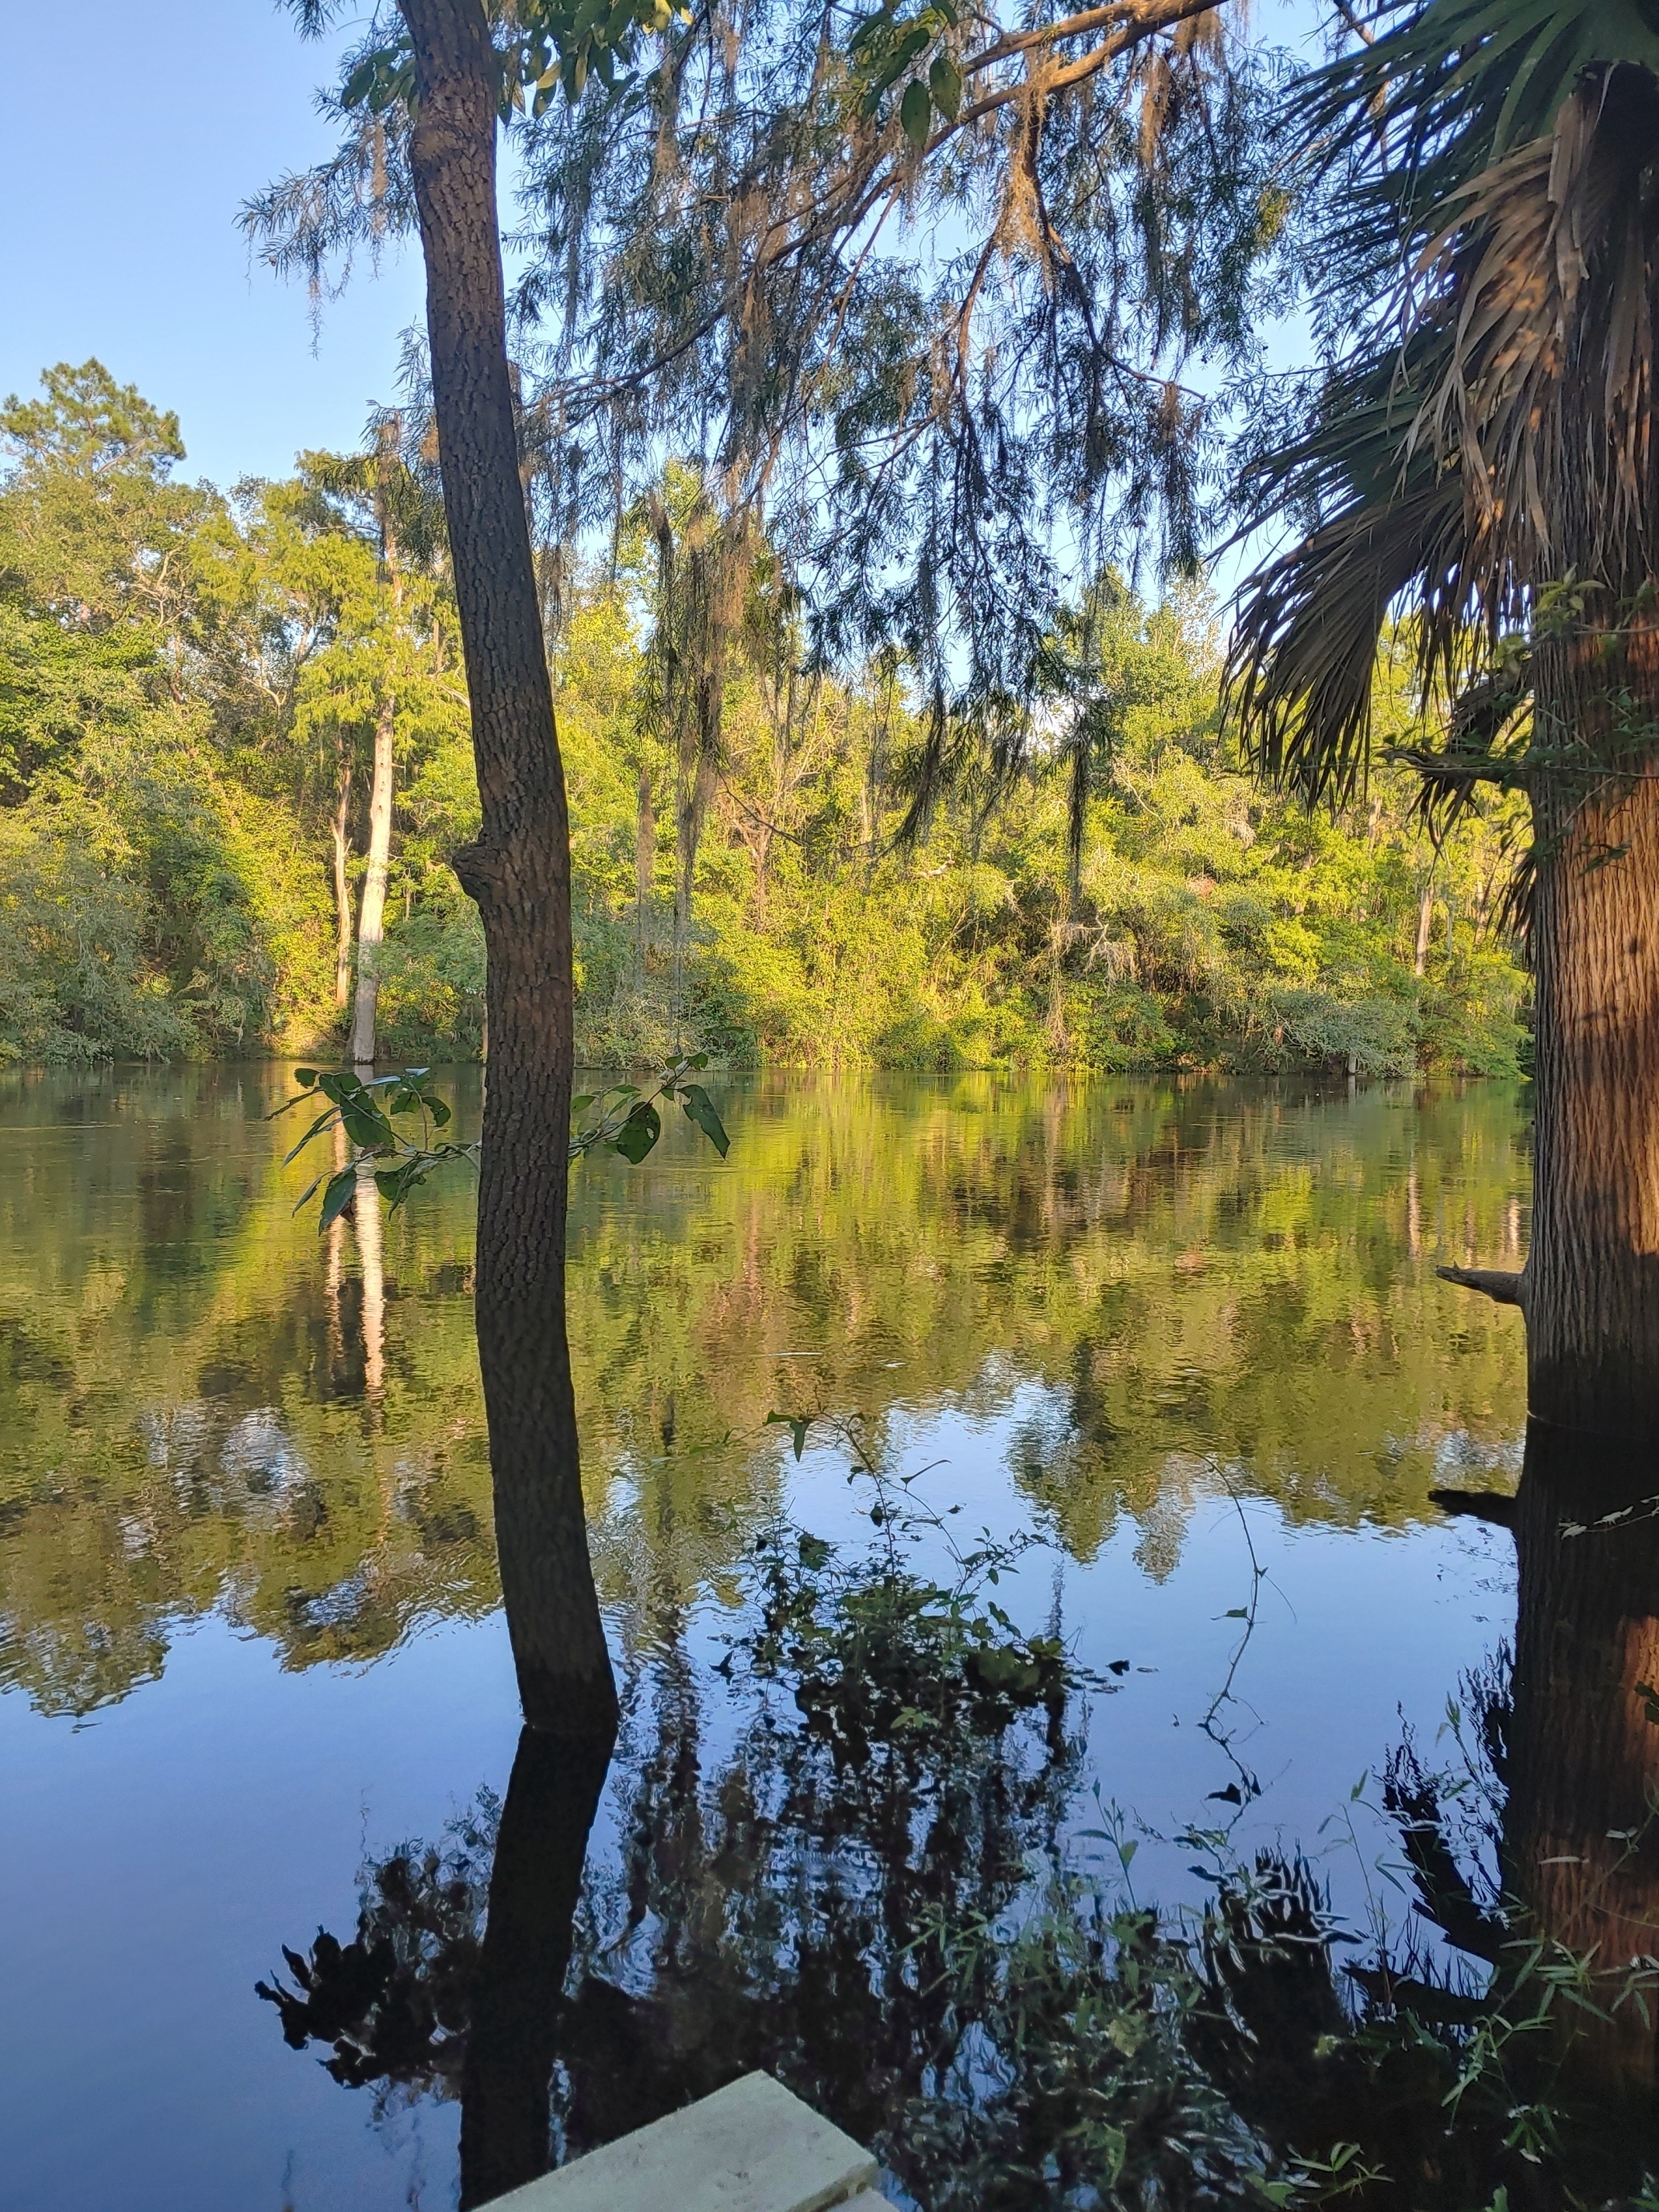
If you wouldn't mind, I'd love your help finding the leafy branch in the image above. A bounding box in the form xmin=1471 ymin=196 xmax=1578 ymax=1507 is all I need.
xmin=270 ymin=1052 xmax=729 ymax=1231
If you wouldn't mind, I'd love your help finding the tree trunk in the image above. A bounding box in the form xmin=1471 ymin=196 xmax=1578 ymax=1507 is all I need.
xmin=634 ymin=760 xmax=654 ymax=985
xmin=350 ymin=696 xmax=395 ymax=1063
xmin=675 ymin=748 xmax=718 ymax=958
xmin=398 ymin=0 xmax=616 ymax=1736
xmin=332 ymin=756 xmax=353 ymax=1009
xmin=1508 ymin=1421 xmax=1659 ymax=2124
xmin=1412 ymin=876 xmax=1432 ymax=978
xmin=1525 ymin=625 xmax=1659 ymax=1437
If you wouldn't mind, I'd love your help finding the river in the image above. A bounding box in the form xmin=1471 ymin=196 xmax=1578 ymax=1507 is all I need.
xmin=0 ymin=1068 xmax=1536 ymax=2209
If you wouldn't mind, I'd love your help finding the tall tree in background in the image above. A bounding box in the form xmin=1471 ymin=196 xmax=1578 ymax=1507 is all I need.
xmin=350 ymin=416 xmax=405 ymax=1063
xmin=1227 ymin=1 xmax=1659 ymax=1440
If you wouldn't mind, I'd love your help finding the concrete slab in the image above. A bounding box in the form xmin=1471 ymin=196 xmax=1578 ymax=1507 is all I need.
xmin=482 ymin=2071 xmax=882 ymax=2212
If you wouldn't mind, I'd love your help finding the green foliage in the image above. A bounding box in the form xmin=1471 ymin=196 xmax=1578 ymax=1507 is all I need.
xmin=566 ymin=571 xmax=1525 ymax=1078
xmin=0 ymin=360 xmax=1527 ymax=1076
xmin=273 ymin=1052 xmax=730 ymax=1229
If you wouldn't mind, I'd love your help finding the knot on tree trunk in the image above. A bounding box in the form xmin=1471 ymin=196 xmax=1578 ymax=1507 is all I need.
xmin=451 ymin=838 xmax=506 ymax=909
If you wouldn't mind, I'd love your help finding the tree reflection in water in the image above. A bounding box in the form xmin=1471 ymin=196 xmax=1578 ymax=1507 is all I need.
xmin=259 ymin=1424 xmax=1659 ymax=2210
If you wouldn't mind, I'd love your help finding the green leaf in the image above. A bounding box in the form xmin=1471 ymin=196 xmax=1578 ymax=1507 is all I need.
xmin=283 ymin=1105 xmax=341 ymax=1167
xmin=766 ymin=1410 xmax=812 ymax=1459
xmin=318 ymin=1167 xmax=359 ymax=1233
xmin=610 ymin=1099 xmax=661 ymax=1163
xmin=900 ymin=76 xmax=930 ymax=148
xmin=849 ymin=3 xmax=896 ymax=54
xmin=928 ymin=51 xmax=961 ymax=120
xmin=341 ymin=54 xmax=384 ymax=110
xmin=341 ymin=1105 xmax=392 ymax=1151
xmin=294 ymin=1067 xmax=319 ymax=1087
xmin=680 ymin=1083 xmax=731 ymax=1157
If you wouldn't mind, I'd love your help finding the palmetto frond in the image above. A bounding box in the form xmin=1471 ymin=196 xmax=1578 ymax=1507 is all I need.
xmin=1229 ymin=1 xmax=1659 ymax=807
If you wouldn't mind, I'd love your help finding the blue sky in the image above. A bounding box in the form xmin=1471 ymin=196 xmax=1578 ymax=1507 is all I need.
xmin=0 ymin=4 xmax=426 ymax=489
xmin=2 ymin=0 xmax=1325 ymax=564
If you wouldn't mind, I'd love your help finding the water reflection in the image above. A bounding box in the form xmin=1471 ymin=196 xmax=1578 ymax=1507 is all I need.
xmin=258 ymin=1416 xmax=1659 ymax=2209
xmin=0 ymin=1068 xmax=1526 ymax=1716
xmin=1508 ymin=1425 xmax=1659 ymax=2115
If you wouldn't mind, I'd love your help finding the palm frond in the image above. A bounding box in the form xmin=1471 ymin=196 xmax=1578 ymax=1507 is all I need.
xmin=1227 ymin=341 xmax=1467 ymax=806
xmin=1234 ymin=0 xmax=1659 ymax=826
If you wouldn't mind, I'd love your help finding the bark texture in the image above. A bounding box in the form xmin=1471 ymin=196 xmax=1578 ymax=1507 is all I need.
xmin=350 ymin=699 xmax=395 ymax=1063
xmin=398 ymin=0 xmax=616 ymax=1734
xmin=1527 ymin=635 xmax=1659 ymax=1437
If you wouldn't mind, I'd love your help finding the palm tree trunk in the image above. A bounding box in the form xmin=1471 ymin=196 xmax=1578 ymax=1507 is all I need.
xmin=332 ymin=757 xmax=353 ymax=1009
xmin=1526 ymin=637 xmax=1659 ymax=1438
xmin=1412 ymin=876 xmax=1432 ymax=978
xmin=350 ymin=698 xmax=395 ymax=1063
xmin=397 ymin=0 xmax=616 ymax=1737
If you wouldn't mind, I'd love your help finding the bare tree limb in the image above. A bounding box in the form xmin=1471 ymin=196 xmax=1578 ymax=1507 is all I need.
xmin=1437 ymin=1264 xmax=1525 ymax=1307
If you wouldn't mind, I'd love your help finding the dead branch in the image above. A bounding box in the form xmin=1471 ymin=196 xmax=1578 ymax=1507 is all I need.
xmin=1436 ymin=1264 xmax=1525 ymax=1307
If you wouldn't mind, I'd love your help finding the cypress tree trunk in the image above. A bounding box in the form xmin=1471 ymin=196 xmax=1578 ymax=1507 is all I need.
xmin=398 ymin=0 xmax=617 ymax=1736
xmin=1525 ymin=629 xmax=1659 ymax=1439
xmin=350 ymin=698 xmax=395 ymax=1063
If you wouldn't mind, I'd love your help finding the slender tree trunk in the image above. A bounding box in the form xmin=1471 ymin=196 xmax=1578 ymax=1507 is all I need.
xmin=1525 ymin=630 xmax=1659 ymax=1437
xmin=634 ymin=760 xmax=654 ymax=985
xmin=751 ymin=821 xmax=772 ymax=923
xmin=398 ymin=0 xmax=616 ymax=1735
xmin=675 ymin=746 xmax=718 ymax=955
xmin=332 ymin=756 xmax=354 ymax=1009
xmin=350 ymin=697 xmax=395 ymax=1063
xmin=1413 ymin=876 xmax=1433 ymax=978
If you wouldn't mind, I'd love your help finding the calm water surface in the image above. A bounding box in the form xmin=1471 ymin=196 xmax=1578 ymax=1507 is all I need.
xmin=0 ymin=1069 xmax=1532 ymax=2210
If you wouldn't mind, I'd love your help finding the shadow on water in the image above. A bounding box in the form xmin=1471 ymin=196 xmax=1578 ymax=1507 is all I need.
xmin=259 ymin=1417 xmax=1659 ymax=2210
